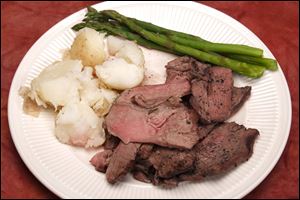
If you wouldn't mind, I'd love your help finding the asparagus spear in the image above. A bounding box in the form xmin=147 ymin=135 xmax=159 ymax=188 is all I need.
xmin=84 ymin=10 xmax=276 ymax=71
xmin=224 ymin=54 xmax=278 ymax=71
xmin=131 ymin=18 xmax=264 ymax=57
xmin=167 ymin=34 xmax=263 ymax=58
xmin=87 ymin=6 xmax=98 ymax=13
xmin=101 ymin=10 xmax=265 ymax=78
xmin=86 ymin=7 xmax=264 ymax=57
xmin=94 ymin=9 xmax=263 ymax=57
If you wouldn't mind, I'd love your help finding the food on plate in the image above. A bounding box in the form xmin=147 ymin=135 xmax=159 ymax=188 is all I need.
xmin=95 ymin=57 xmax=144 ymax=90
xmin=20 ymin=59 xmax=116 ymax=148
xmin=73 ymin=7 xmax=278 ymax=78
xmin=190 ymin=66 xmax=234 ymax=124
xmin=20 ymin=23 xmax=146 ymax=148
xmin=177 ymin=122 xmax=259 ymax=182
xmin=107 ymin=35 xmax=126 ymax=55
xmin=19 ymin=86 xmax=41 ymax=117
xmin=28 ymin=59 xmax=83 ymax=109
xmin=97 ymin=37 xmax=145 ymax=90
xmin=91 ymin=56 xmax=259 ymax=187
xmin=105 ymin=142 xmax=141 ymax=184
xmin=115 ymin=41 xmax=145 ymax=67
xmin=20 ymin=6 xmax=269 ymax=188
xmin=70 ymin=27 xmax=106 ymax=66
xmin=77 ymin=67 xmax=118 ymax=117
xmin=91 ymin=122 xmax=258 ymax=187
xmin=104 ymin=80 xmax=200 ymax=149
xmin=55 ymin=101 xmax=105 ymax=148
xmin=164 ymin=57 xmax=252 ymax=116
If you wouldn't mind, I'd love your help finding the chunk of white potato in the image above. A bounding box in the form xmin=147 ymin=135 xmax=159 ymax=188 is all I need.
xmin=93 ymin=87 xmax=119 ymax=116
xmin=107 ymin=35 xmax=125 ymax=55
xmin=77 ymin=67 xmax=113 ymax=116
xmin=55 ymin=101 xmax=105 ymax=148
xmin=116 ymin=41 xmax=145 ymax=67
xmin=70 ymin=27 xmax=106 ymax=66
xmin=77 ymin=67 xmax=101 ymax=105
xmin=95 ymin=58 xmax=144 ymax=90
xmin=28 ymin=60 xmax=83 ymax=109
xmin=100 ymin=87 xmax=119 ymax=105
xmin=19 ymin=86 xmax=41 ymax=117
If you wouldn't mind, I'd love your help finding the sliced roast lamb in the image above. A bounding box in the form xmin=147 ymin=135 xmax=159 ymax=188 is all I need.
xmin=132 ymin=170 xmax=152 ymax=183
xmin=148 ymin=147 xmax=195 ymax=179
xmin=231 ymin=86 xmax=251 ymax=115
xmin=197 ymin=123 xmax=217 ymax=140
xmin=131 ymin=122 xmax=258 ymax=187
xmin=165 ymin=57 xmax=251 ymax=122
xmin=90 ymin=133 xmax=120 ymax=173
xmin=103 ymin=133 xmax=120 ymax=150
xmin=105 ymin=142 xmax=141 ymax=184
xmin=137 ymin=144 xmax=154 ymax=160
xmin=165 ymin=56 xmax=210 ymax=83
xmin=179 ymin=122 xmax=259 ymax=181
xmin=190 ymin=66 xmax=234 ymax=124
xmin=105 ymin=80 xmax=201 ymax=149
xmin=90 ymin=150 xmax=113 ymax=173
xmin=91 ymin=56 xmax=258 ymax=187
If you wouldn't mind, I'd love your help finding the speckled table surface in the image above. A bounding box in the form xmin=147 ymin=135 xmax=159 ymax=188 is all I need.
xmin=1 ymin=1 xmax=299 ymax=199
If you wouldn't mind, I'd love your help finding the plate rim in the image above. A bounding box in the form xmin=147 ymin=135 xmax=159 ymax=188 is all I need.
xmin=8 ymin=1 xmax=292 ymax=198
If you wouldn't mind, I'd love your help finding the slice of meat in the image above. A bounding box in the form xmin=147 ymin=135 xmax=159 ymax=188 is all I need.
xmin=165 ymin=56 xmax=210 ymax=83
xmin=180 ymin=122 xmax=259 ymax=181
xmin=118 ymin=80 xmax=191 ymax=106
xmin=231 ymin=86 xmax=251 ymax=115
xmin=132 ymin=171 xmax=152 ymax=183
xmin=149 ymin=147 xmax=195 ymax=179
xmin=165 ymin=57 xmax=251 ymax=122
xmin=190 ymin=60 xmax=211 ymax=80
xmin=131 ymin=123 xmax=258 ymax=186
xmin=90 ymin=134 xmax=120 ymax=173
xmin=107 ymin=103 xmax=199 ymax=149
xmin=106 ymin=142 xmax=141 ymax=184
xmin=198 ymin=123 xmax=216 ymax=140
xmin=137 ymin=144 xmax=154 ymax=160
xmin=103 ymin=133 xmax=120 ymax=150
xmin=133 ymin=144 xmax=156 ymax=181
xmin=133 ymin=161 xmax=154 ymax=174
xmin=106 ymin=80 xmax=200 ymax=149
xmin=190 ymin=67 xmax=233 ymax=124
xmin=90 ymin=150 xmax=113 ymax=173
xmin=166 ymin=56 xmax=195 ymax=71
xmin=152 ymin=176 xmax=180 ymax=188
xmin=166 ymin=57 xmax=251 ymax=121
xmin=166 ymin=69 xmax=192 ymax=83
xmin=153 ymin=106 xmax=200 ymax=149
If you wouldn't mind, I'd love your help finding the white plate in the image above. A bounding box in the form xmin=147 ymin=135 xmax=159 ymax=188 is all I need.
xmin=8 ymin=1 xmax=291 ymax=199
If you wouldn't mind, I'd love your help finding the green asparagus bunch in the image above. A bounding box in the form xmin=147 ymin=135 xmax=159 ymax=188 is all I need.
xmin=72 ymin=7 xmax=278 ymax=78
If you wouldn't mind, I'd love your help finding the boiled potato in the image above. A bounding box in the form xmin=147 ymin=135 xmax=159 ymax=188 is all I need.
xmin=116 ymin=41 xmax=145 ymax=67
xmin=19 ymin=86 xmax=41 ymax=117
xmin=55 ymin=101 xmax=105 ymax=148
xmin=107 ymin=35 xmax=125 ymax=55
xmin=29 ymin=60 xmax=83 ymax=109
xmin=70 ymin=27 xmax=106 ymax=66
xmin=100 ymin=87 xmax=119 ymax=105
xmin=107 ymin=36 xmax=145 ymax=67
xmin=95 ymin=58 xmax=144 ymax=90
xmin=77 ymin=67 xmax=115 ymax=117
